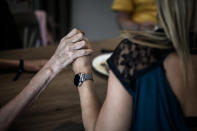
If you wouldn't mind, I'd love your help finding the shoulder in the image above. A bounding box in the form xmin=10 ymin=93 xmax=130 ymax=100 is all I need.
xmin=108 ymin=38 xmax=165 ymax=74
xmin=112 ymin=0 xmax=133 ymax=12
xmin=107 ymin=39 xmax=168 ymax=91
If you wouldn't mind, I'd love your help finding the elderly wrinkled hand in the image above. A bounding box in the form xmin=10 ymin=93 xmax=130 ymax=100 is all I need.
xmin=47 ymin=28 xmax=93 ymax=74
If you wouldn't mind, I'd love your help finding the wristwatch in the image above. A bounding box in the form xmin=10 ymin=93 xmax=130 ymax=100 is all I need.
xmin=74 ymin=73 xmax=93 ymax=87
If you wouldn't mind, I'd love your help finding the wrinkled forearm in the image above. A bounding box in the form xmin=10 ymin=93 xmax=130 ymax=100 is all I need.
xmin=0 ymin=62 xmax=56 ymax=130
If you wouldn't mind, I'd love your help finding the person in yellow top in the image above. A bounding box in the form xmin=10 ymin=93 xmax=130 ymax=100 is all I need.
xmin=112 ymin=0 xmax=157 ymax=31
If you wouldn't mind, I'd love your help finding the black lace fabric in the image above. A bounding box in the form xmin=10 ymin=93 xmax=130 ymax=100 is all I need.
xmin=107 ymin=39 xmax=169 ymax=87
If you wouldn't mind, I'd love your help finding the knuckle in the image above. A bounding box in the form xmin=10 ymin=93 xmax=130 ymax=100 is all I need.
xmin=68 ymin=45 xmax=73 ymax=51
xmin=61 ymin=38 xmax=68 ymax=44
xmin=82 ymin=50 xmax=86 ymax=54
xmin=81 ymin=40 xmax=86 ymax=45
xmin=68 ymin=51 xmax=74 ymax=58
xmin=60 ymin=38 xmax=64 ymax=43
xmin=72 ymin=28 xmax=78 ymax=32
xmin=73 ymin=28 xmax=81 ymax=34
xmin=77 ymin=32 xmax=83 ymax=38
xmin=65 ymin=45 xmax=71 ymax=51
xmin=77 ymin=50 xmax=83 ymax=55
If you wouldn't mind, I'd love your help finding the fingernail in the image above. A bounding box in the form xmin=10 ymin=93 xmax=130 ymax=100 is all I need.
xmin=81 ymin=31 xmax=85 ymax=35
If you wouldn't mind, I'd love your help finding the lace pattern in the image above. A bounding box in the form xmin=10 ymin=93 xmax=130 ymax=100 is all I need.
xmin=108 ymin=39 xmax=169 ymax=88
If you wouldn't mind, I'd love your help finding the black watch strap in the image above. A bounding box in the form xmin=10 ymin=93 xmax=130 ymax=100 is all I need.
xmin=82 ymin=73 xmax=93 ymax=81
xmin=74 ymin=73 xmax=93 ymax=87
xmin=13 ymin=59 xmax=24 ymax=81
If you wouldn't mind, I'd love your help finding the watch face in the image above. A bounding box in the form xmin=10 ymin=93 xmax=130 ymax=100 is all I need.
xmin=74 ymin=74 xmax=80 ymax=86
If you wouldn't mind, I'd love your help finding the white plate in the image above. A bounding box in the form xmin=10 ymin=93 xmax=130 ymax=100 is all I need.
xmin=92 ymin=53 xmax=112 ymax=76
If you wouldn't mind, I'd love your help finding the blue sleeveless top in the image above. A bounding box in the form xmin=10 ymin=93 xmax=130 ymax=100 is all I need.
xmin=107 ymin=39 xmax=193 ymax=131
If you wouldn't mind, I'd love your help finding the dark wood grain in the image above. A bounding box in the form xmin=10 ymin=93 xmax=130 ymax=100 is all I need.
xmin=0 ymin=39 xmax=121 ymax=131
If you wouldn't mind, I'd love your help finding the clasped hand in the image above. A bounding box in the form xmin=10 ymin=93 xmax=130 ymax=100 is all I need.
xmin=47 ymin=28 xmax=92 ymax=74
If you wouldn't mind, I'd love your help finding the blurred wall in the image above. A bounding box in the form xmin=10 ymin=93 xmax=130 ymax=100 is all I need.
xmin=72 ymin=0 xmax=120 ymax=40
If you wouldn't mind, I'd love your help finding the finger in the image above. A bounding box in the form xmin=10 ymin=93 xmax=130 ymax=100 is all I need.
xmin=59 ymin=33 xmax=83 ymax=49
xmin=70 ymin=40 xmax=86 ymax=50
xmin=74 ymin=49 xmax=93 ymax=58
xmin=68 ymin=32 xmax=84 ymax=43
xmin=59 ymin=28 xmax=80 ymax=44
xmin=65 ymin=28 xmax=80 ymax=38
xmin=84 ymin=37 xmax=92 ymax=49
xmin=81 ymin=31 xmax=85 ymax=35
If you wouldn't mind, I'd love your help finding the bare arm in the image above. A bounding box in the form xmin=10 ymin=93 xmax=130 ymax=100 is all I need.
xmin=78 ymin=70 xmax=101 ymax=131
xmin=0 ymin=63 xmax=55 ymax=130
xmin=0 ymin=28 xmax=92 ymax=130
xmin=0 ymin=59 xmax=48 ymax=72
xmin=73 ymin=40 xmax=133 ymax=131
xmin=76 ymin=70 xmax=133 ymax=131
xmin=0 ymin=59 xmax=19 ymax=69
xmin=95 ymin=71 xmax=133 ymax=131
xmin=117 ymin=11 xmax=140 ymax=30
xmin=116 ymin=11 xmax=155 ymax=31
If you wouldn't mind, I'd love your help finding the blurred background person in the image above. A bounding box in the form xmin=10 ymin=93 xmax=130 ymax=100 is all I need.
xmin=6 ymin=0 xmax=55 ymax=48
xmin=0 ymin=0 xmax=52 ymax=75
xmin=0 ymin=0 xmax=23 ymax=50
xmin=111 ymin=0 xmax=157 ymax=31
xmin=0 ymin=59 xmax=48 ymax=81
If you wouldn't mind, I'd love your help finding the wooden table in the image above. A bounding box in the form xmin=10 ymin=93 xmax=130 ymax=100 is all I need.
xmin=0 ymin=39 xmax=120 ymax=131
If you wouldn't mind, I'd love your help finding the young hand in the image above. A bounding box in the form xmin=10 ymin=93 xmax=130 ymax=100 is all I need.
xmin=72 ymin=37 xmax=92 ymax=74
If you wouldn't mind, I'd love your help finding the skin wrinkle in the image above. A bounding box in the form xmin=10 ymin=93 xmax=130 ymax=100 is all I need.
xmin=72 ymin=41 xmax=86 ymax=50
xmin=72 ymin=33 xmax=84 ymax=43
xmin=35 ymin=72 xmax=52 ymax=99
xmin=65 ymin=28 xmax=78 ymax=39
xmin=0 ymin=28 xmax=93 ymax=131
